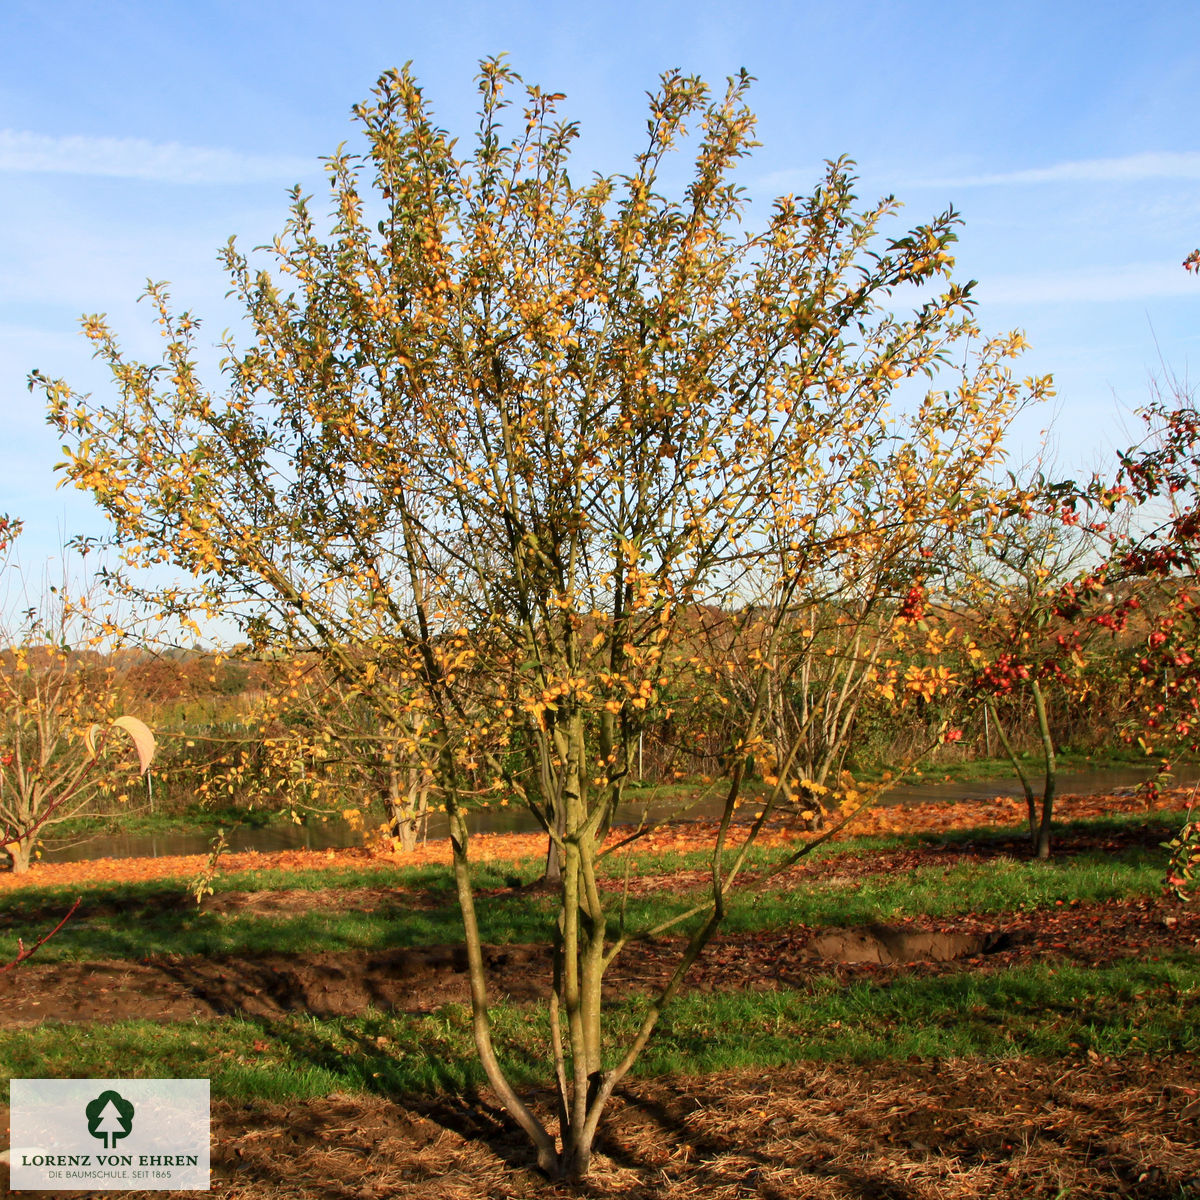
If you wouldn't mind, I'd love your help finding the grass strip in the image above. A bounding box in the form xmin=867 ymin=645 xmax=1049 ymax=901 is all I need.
xmin=1 ymin=956 xmax=1195 ymax=1104
xmin=0 ymin=835 xmax=1176 ymax=963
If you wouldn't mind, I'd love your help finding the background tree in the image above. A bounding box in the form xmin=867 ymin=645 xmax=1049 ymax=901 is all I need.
xmin=1070 ymin=250 xmax=1200 ymax=897
xmin=40 ymin=61 xmax=1047 ymax=1178
xmin=1111 ymin=407 xmax=1200 ymax=760
xmin=945 ymin=474 xmax=1127 ymax=857
xmin=720 ymin=538 xmax=962 ymax=823
xmin=1103 ymin=394 xmax=1200 ymax=895
xmin=0 ymin=530 xmax=156 ymax=873
xmin=229 ymin=655 xmax=437 ymax=852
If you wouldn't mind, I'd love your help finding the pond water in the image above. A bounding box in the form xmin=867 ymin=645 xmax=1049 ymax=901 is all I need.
xmin=38 ymin=763 xmax=1188 ymax=865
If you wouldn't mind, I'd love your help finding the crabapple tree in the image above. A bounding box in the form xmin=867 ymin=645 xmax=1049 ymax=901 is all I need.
xmin=39 ymin=61 xmax=1045 ymax=1177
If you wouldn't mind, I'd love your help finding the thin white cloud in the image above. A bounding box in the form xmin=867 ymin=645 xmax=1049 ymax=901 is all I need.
xmin=748 ymin=166 xmax=826 ymax=195
xmin=979 ymin=261 xmax=1200 ymax=305
xmin=0 ymin=130 xmax=316 ymax=184
xmin=911 ymin=151 xmax=1200 ymax=189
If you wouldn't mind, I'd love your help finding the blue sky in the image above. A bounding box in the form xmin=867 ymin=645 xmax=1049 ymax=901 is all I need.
xmin=2 ymin=0 xmax=1198 ymax=571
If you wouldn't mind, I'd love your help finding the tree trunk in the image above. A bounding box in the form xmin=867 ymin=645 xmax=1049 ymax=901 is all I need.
xmin=987 ymin=698 xmax=1038 ymax=849
xmin=543 ymin=800 xmax=565 ymax=883
xmin=386 ymin=765 xmax=431 ymax=854
xmin=4 ymin=837 xmax=32 ymax=873
xmin=447 ymin=800 xmax=559 ymax=1174
xmin=559 ymin=1134 xmax=595 ymax=1182
xmin=1031 ymin=679 xmax=1057 ymax=860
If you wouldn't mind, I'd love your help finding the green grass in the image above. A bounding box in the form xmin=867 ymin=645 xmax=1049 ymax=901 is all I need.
xmin=0 ymin=813 xmax=1182 ymax=964
xmin=41 ymin=803 xmax=289 ymax=843
xmin=718 ymin=845 xmax=1170 ymax=931
xmin=879 ymin=746 xmax=1161 ymax=786
xmin=643 ymin=955 xmax=1200 ymax=1071
xmin=1 ymin=807 xmax=1193 ymax=1112
xmin=2 ymin=956 xmax=1195 ymax=1105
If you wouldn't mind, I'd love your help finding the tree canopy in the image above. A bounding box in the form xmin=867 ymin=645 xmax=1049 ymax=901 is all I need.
xmin=39 ymin=59 xmax=1049 ymax=1178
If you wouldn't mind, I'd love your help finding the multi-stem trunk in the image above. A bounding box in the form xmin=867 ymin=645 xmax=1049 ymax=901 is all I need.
xmin=386 ymin=764 xmax=429 ymax=853
xmin=447 ymin=797 xmax=560 ymax=1175
xmin=448 ymin=706 xmax=736 ymax=1182
xmin=552 ymin=712 xmax=608 ymax=1175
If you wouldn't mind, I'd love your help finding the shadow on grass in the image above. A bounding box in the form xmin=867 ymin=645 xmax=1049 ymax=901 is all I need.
xmin=0 ymin=883 xmax=552 ymax=961
xmin=232 ymin=1006 xmax=552 ymax=1179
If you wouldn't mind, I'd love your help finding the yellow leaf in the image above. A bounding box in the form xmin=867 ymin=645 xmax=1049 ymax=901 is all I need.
xmin=111 ymin=715 xmax=156 ymax=775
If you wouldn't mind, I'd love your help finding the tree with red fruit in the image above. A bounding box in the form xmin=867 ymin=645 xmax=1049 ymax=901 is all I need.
xmin=1070 ymin=248 xmax=1200 ymax=898
xmin=1106 ymin=386 xmax=1200 ymax=894
xmin=948 ymin=477 xmax=1125 ymax=857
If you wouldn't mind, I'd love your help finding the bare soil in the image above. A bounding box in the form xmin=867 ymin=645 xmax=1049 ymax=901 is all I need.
xmin=1 ymin=816 xmax=1196 ymax=1026
xmin=207 ymin=1056 xmax=1200 ymax=1199
xmin=0 ymin=894 xmax=1197 ymax=1026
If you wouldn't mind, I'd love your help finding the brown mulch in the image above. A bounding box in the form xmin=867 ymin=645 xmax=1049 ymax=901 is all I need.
xmin=5 ymin=1056 xmax=1200 ymax=1198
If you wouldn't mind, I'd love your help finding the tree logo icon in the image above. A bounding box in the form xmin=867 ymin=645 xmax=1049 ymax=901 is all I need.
xmin=85 ymin=1090 xmax=135 ymax=1149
